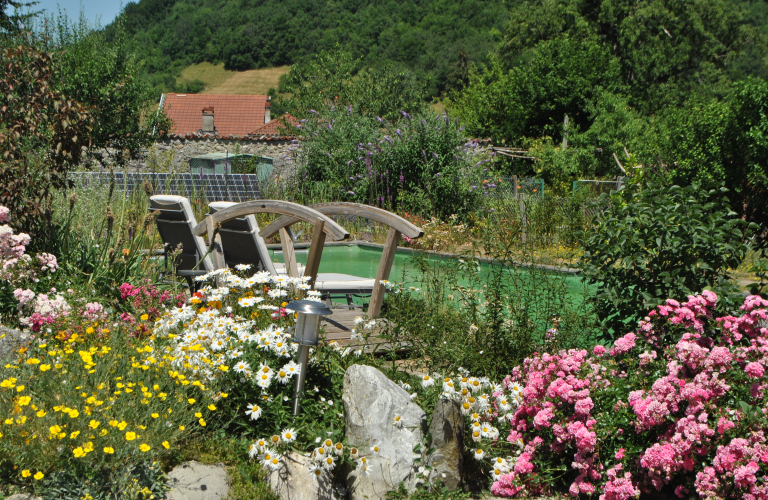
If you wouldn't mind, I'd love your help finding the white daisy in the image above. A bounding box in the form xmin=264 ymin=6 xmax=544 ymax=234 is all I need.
xmin=245 ymin=403 xmax=262 ymax=420
xmin=281 ymin=428 xmax=297 ymax=443
xmin=474 ymin=449 xmax=485 ymax=460
xmin=233 ymin=360 xmax=251 ymax=373
xmin=421 ymin=375 xmax=434 ymax=388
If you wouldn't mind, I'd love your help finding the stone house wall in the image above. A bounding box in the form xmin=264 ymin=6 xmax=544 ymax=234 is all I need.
xmin=117 ymin=136 xmax=297 ymax=173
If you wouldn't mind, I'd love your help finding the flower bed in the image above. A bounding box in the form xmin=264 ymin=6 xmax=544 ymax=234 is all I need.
xmin=441 ymin=291 xmax=768 ymax=499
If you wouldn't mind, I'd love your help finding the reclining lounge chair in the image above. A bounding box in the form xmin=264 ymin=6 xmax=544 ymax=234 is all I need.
xmin=149 ymin=195 xmax=213 ymax=289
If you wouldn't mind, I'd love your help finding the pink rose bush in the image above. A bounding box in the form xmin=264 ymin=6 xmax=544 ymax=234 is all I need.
xmin=0 ymin=205 xmax=57 ymax=282
xmin=446 ymin=291 xmax=768 ymax=499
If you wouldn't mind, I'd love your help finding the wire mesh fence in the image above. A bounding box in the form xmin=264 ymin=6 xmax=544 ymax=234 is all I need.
xmin=483 ymin=176 xmax=546 ymax=199
xmin=68 ymin=172 xmax=264 ymax=202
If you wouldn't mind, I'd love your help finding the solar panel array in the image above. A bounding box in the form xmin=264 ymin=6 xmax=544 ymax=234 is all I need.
xmin=69 ymin=172 xmax=264 ymax=202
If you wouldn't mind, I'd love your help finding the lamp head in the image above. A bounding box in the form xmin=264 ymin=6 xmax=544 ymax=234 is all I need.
xmin=286 ymin=299 xmax=332 ymax=346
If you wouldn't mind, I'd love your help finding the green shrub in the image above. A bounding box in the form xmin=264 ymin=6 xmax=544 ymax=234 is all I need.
xmin=579 ymin=182 xmax=756 ymax=338
xmin=285 ymin=105 xmax=485 ymax=219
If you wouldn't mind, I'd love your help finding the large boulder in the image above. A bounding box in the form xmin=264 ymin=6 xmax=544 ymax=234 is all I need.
xmin=343 ymin=364 xmax=426 ymax=500
xmin=5 ymin=494 xmax=42 ymax=500
xmin=267 ymin=451 xmax=339 ymax=500
xmin=426 ymin=399 xmax=464 ymax=490
xmin=166 ymin=461 xmax=229 ymax=500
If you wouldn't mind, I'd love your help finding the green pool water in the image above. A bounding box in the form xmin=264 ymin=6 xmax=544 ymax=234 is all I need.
xmin=268 ymin=244 xmax=588 ymax=300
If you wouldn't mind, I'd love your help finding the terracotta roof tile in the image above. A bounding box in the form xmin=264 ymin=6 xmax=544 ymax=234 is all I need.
xmin=162 ymin=94 xmax=268 ymax=136
xmin=248 ymin=114 xmax=299 ymax=136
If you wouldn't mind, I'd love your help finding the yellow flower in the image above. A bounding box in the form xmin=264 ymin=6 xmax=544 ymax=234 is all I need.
xmin=199 ymin=418 xmax=206 ymax=427
xmin=218 ymin=365 xmax=229 ymax=371
xmin=179 ymin=425 xmax=185 ymax=431
xmin=109 ymin=420 xmax=118 ymax=427
xmin=117 ymin=421 xmax=127 ymax=430
xmin=73 ymin=447 xmax=85 ymax=458
xmin=139 ymin=443 xmax=151 ymax=452
xmin=162 ymin=441 xmax=170 ymax=449
xmin=16 ymin=385 xmax=24 ymax=392
xmin=25 ymin=358 xmax=40 ymax=365
xmin=188 ymin=398 xmax=196 ymax=404
xmin=194 ymin=412 xmax=202 ymax=418
xmin=70 ymin=431 xmax=80 ymax=439
xmin=140 ymin=314 xmax=149 ymax=321
xmin=86 ymin=327 xmax=94 ymax=334
xmin=69 ymin=409 xmax=79 ymax=418
xmin=17 ymin=396 xmax=31 ymax=406
xmin=21 ymin=470 xmax=31 ymax=478
xmin=34 ymin=472 xmax=44 ymax=480
xmin=88 ymin=420 xmax=100 ymax=429
xmin=208 ymin=404 xmax=217 ymax=411
xmin=125 ymin=431 xmax=137 ymax=441
xmin=36 ymin=410 xmax=46 ymax=418
xmin=39 ymin=364 xmax=50 ymax=371
xmin=103 ymin=446 xmax=114 ymax=454
xmin=151 ymin=413 xmax=159 ymax=418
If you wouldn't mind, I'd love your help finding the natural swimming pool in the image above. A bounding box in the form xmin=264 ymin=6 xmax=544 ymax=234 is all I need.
xmin=268 ymin=244 xmax=588 ymax=300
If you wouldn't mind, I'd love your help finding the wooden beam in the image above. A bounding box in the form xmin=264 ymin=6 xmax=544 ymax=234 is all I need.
xmin=191 ymin=200 xmax=349 ymax=241
xmin=368 ymin=227 xmax=400 ymax=318
xmin=303 ymin=220 xmax=326 ymax=288
xmin=279 ymin=227 xmax=300 ymax=278
xmin=260 ymin=202 xmax=424 ymax=240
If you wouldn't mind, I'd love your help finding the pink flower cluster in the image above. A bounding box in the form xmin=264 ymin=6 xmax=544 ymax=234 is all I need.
xmin=491 ymin=292 xmax=768 ymax=499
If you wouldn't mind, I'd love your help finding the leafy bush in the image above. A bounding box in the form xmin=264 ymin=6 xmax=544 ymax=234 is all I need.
xmin=286 ymin=105 xmax=485 ymax=219
xmin=0 ymin=44 xmax=91 ymax=232
xmin=579 ymin=182 xmax=755 ymax=338
xmin=378 ymin=248 xmax=594 ymax=380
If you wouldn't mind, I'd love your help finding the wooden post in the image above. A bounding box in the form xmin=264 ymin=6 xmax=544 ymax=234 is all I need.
xmin=279 ymin=227 xmax=300 ymax=278
xmin=513 ymin=175 xmax=518 ymax=200
xmin=304 ymin=220 xmax=326 ymax=289
xmin=369 ymin=227 xmax=400 ymax=318
xmin=519 ymin=199 xmax=527 ymax=244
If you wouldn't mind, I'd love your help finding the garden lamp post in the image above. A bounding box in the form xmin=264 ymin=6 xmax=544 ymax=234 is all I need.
xmin=286 ymin=299 xmax=332 ymax=415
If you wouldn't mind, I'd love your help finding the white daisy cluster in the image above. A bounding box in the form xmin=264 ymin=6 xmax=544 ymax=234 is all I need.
xmin=248 ymin=428 xmax=298 ymax=470
xmin=151 ymin=268 xmax=310 ymax=385
xmin=349 ymin=316 xmax=377 ymax=342
xmin=304 ymin=439 xmax=375 ymax=478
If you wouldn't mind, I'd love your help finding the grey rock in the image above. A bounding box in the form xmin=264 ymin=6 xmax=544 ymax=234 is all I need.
xmin=166 ymin=461 xmax=229 ymax=500
xmin=343 ymin=364 xmax=426 ymax=500
xmin=0 ymin=325 xmax=28 ymax=365
xmin=426 ymin=399 xmax=464 ymax=491
xmin=267 ymin=451 xmax=339 ymax=500
xmin=6 ymin=494 xmax=42 ymax=500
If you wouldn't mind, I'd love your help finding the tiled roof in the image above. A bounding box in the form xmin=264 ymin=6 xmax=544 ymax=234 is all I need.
xmin=162 ymin=94 xmax=268 ymax=136
xmin=248 ymin=114 xmax=299 ymax=136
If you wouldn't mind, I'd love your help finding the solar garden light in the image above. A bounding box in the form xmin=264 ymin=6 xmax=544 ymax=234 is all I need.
xmin=286 ymin=299 xmax=333 ymax=415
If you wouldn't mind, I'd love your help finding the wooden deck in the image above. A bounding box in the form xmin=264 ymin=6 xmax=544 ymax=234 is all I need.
xmin=320 ymin=309 xmax=404 ymax=352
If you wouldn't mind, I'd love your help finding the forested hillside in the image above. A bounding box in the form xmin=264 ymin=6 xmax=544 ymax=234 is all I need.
xmin=109 ymin=0 xmax=509 ymax=97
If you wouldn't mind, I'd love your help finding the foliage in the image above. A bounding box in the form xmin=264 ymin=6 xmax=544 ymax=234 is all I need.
xmin=283 ymin=105 xmax=484 ymax=219
xmin=0 ymin=0 xmax=38 ymax=36
xmin=651 ymin=78 xmax=768 ymax=235
xmin=579 ymin=182 xmax=755 ymax=338
xmin=37 ymin=13 xmax=171 ymax=167
xmin=378 ymin=241 xmax=594 ymax=380
xmin=449 ymin=38 xmax=621 ymax=144
xmin=110 ymin=0 xmax=509 ymax=98
xmin=282 ymin=48 xmax=426 ymax=121
xmin=39 ymin=461 xmax=168 ymax=500
xmin=0 ymin=44 xmax=91 ymax=232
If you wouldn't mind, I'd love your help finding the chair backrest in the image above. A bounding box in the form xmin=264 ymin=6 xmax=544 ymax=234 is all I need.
xmin=149 ymin=195 xmax=213 ymax=272
xmin=208 ymin=202 xmax=278 ymax=275
xmin=259 ymin=202 xmax=424 ymax=318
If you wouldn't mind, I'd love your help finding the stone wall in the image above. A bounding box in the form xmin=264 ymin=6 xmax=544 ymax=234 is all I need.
xmin=118 ymin=137 xmax=296 ymax=173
